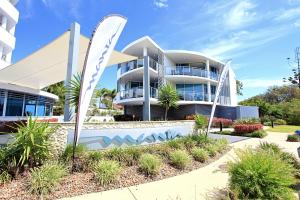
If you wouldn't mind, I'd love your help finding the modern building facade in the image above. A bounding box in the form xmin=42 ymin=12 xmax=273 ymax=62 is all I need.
xmin=115 ymin=36 xmax=258 ymax=120
xmin=0 ymin=0 xmax=58 ymax=121
xmin=0 ymin=0 xmax=19 ymax=70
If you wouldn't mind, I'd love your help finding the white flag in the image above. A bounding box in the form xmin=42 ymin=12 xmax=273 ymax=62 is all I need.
xmin=207 ymin=60 xmax=231 ymax=132
xmin=74 ymin=15 xmax=127 ymax=145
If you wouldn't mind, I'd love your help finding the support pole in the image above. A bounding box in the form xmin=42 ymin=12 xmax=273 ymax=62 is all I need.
xmin=143 ymin=56 xmax=151 ymax=121
xmin=64 ymin=22 xmax=80 ymax=122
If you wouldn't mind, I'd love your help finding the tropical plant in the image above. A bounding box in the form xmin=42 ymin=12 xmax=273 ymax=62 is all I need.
xmin=158 ymin=84 xmax=179 ymax=120
xmin=61 ymin=144 xmax=87 ymax=162
xmin=29 ymin=162 xmax=67 ymax=197
xmin=139 ymin=154 xmax=162 ymax=176
xmin=4 ymin=117 xmax=56 ymax=170
xmin=67 ymin=73 xmax=81 ymax=112
xmin=194 ymin=115 xmax=208 ymax=134
xmin=236 ymin=80 xmax=243 ymax=96
xmin=43 ymin=81 xmax=66 ymax=115
xmin=228 ymin=148 xmax=296 ymax=200
xmin=169 ymin=150 xmax=191 ymax=169
xmin=191 ymin=148 xmax=209 ymax=162
xmin=93 ymin=160 xmax=121 ymax=186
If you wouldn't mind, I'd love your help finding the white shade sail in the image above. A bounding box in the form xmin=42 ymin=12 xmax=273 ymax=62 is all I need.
xmin=0 ymin=31 xmax=137 ymax=90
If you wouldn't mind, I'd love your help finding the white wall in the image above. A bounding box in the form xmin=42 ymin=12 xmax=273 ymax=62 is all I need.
xmin=228 ymin=67 xmax=238 ymax=106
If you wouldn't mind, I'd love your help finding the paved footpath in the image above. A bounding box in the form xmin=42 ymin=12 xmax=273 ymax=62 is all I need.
xmin=61 ymin=132 xmax=299 ymax=200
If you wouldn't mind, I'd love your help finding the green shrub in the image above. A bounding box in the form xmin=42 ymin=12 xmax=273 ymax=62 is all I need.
xmin=138 ymin=154 xmax=162 ymax=176
xmin=263 ymin=121 xmax=272 ymax=126
xmin=88 ymin=151 xmax=104 ymax=162
xmin=103 ymin=147 xmax=141 ymax=166
xmin=191 ymin=148 xmax=209 ymax=162
xmin=145 ymin=144 xmax=171 ymax=158
xmin=258 ymin=142 xmax=281 ymax=154
xmin=179 ymin=136 xmax=197 ymax=151
xmin=93 ymin=160 xmax=121 ymax=186
xmin=205 ymin=144 xmax=218 ymax=157
xmin=214 ymin=138 xmax=229 ymax=152
xmin=234 ymin=118 xmax=260 ymax=125
xmin=0 ymin=171 xmax=11 ymax=185
xmin=250 ymin=130 xmax=267 ymax=138
xmin=287 ymin=134 xmax=299 ymax=142
xmin=274 ymin=119 xmax=287 ymax=125
xmin=169 ymin=150 xmax=191 ymax=169
xmin=228 ymin=149 xmax=296 ymax=200
xmin=166 ymin=139 xmax=184 ymax=150
xmin=62 ymin=144 xmax=88 ymax=162
xmin=194 ymin=115 xmax=208 ymax=133
xmin=123 ymin=146 xmax=142 ymax=166
xmin=190 ymin=134 xmax=212 ymax=147
xmin=29 ymin=162 xmax=67 ymax=196
xmin=5 ymin=117 xmax=56 ymax=169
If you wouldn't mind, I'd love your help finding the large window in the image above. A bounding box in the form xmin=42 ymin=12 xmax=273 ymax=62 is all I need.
xmin=176 ymin=84 xmax=207 ymax=101
xmin=6 ymin=92 xmax=24 ymax=116
xmin=36 ymin=97 xmax=46 ymax=116
xmin=0 ymin=90 xmax=5 ymax=116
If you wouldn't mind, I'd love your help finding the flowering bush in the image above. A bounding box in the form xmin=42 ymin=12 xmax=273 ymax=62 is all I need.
xmin=234 ymin=124 xmax=263 ymax=134
xmin=212 ymin=118 xmax=233 ymax=128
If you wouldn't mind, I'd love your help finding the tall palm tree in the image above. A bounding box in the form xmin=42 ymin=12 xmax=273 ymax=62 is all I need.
xmin=158 ymin=84 xmax=179 ymax=120
xmin=67 ymin=73 xmax=81 ymax=112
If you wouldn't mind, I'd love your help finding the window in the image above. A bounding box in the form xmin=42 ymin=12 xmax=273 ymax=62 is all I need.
xmin=211 ymin=85 xmax=216 ymax=94
xmin=24 ymin=95 xmax=36 ymax=116
xmin=0 ymin=90 xmax=5 ymax=116
xmin=6 ymin=92 xmax=24 ymax=116
xmin=36 ymin=97 xmax=46 ymax=116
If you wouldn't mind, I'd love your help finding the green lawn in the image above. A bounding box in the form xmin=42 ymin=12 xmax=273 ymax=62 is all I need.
xmin=266 ymin=125 xmax=300 ymax=133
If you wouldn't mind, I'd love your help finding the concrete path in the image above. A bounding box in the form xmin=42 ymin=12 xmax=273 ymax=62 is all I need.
xmin=61 ymin=132 xmax=299 ymax=200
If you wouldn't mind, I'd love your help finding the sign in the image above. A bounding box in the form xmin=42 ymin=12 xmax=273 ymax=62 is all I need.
xmin=74 ymin=15 xmax=127 ymax=145
xmin=207 ymin=60 xmax=231 ymax=132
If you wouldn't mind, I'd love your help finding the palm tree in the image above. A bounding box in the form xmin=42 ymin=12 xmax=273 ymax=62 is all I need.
xmin=43 ymin=81 xmax=65 ymax=115
xmin=158 ymin=84 xmax=179 ymax=121
xmin=67 ymin=73 xmax=81 ymax=112
xmin=95 ymin=88 xmax=117 ymax=109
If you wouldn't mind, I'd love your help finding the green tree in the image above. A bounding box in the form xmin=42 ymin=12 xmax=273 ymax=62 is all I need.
xmin=158 ymin=84 xmax=179 ymax=120
xmin=236 ymin=80 xmax=243 ymax=96
xmin=43 ymin=81 xmax=65 ymax=115
xmin=95 ymin=88 xmax=117 ymax=109
xmin=279 ymin=99 xmax=300 ymax=125
xmin=67 ymin=73 xmax=81 ymax=112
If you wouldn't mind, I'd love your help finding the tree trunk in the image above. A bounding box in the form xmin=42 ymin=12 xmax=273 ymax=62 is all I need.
xmin=164 ymin=107 xmax=169 ymax=121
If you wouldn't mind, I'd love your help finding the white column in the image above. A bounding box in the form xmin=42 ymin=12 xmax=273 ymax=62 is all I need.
xmin=1 ymin=16 xmax=7 ymax=30
xmin=143 ymin=47 xmax=148 ymax=57
xmin=206 ymin=60 xmax=211 ymax=102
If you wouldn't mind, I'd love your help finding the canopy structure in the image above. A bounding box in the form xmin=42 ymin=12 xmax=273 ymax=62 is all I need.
xmin=0 ymin=31 xmax=137 ymax=90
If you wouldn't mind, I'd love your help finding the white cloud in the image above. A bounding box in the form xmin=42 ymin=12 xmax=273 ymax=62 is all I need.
xmin=22 ymin=0 xmax=33 ymax=19
xmin=275 ymin=7 xmax=300 ymax=21
xmin=294 ymin=19 xmax=300 ymax=27
xmin=241 ymin=79 xmax=284 ymax=88
xmin=224 ymin=0 xmax=257 ymax=29
xmin=154 ymin=0 xmax=168 ymax=8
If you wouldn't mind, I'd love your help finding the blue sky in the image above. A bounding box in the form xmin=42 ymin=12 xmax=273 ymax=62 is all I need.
xmin=14 ymin=0 xmax=300 ymax=101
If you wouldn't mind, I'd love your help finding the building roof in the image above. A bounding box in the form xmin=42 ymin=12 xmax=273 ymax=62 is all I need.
xmin=0 ymin=31 xmax=137 ymax=90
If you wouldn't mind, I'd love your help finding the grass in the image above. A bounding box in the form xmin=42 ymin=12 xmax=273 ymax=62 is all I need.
xmin=93 ymin=160 xmax=121 ymax=186
xmin=266 ymin=125 xmax=300 ymax=133
xmin=138 ymin=154 xmax=162 ymax=176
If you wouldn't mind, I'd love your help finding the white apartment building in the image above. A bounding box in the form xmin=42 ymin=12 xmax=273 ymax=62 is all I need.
xmin=0 ymin=0 xmax=19 ymax=69
xmin=115 ymin=36 xmax=258 ymax=120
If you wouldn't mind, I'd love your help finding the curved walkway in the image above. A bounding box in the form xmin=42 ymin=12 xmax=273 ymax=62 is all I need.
xmin=61 ymin=132 xmax=299 ymax=200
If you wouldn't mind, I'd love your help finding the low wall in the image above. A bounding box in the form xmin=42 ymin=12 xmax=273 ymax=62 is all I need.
xmin=50 ymin=121 xmax=195 ymax=156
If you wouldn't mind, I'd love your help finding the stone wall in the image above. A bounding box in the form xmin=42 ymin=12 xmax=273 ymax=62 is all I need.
xmin=49 ymin=120 xmax=195 ymax=157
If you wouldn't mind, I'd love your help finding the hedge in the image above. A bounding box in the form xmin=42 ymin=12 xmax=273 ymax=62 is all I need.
xmin=234 ymin=124 xmax=263 ymax=134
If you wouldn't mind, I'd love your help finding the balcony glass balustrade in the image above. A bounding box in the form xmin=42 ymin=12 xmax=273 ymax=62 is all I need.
xmin=165 ymin=66 xmax=219 ymax=80
xmin=119 ymin=87 xmax=158 ymax=100
xmin=177 ymin=91 xmax=209 ymax=102
xmin=119 ymin=57 xmax=159 ymax=75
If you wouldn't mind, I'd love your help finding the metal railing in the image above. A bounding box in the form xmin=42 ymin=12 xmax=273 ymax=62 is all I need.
xmin=119 ymin=57 xmax=159 ymax=75
xmin=118 ymin=87 xmax=158 ymax=100
xmin=165 ymin=66 xmax=219 ymax=80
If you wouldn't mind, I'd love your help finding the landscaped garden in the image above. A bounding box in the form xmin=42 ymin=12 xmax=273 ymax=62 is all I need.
xmin=224 ymin=142 xmax=300 ymax=200
xmin=0 ymin=117 xmax=230 ymax=200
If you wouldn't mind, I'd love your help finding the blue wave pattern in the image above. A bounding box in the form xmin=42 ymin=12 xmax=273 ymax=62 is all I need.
xmin=93 ymin=129 xmax=182 ymax=148
xmin=83 ymin=24 xmax=121 ymax=101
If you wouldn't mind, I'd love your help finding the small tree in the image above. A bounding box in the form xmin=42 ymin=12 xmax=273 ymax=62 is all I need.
xmin=158 ymin=84 xmax=179 ymax=120
xmin=194 ymin=115 xmax=208 ymax=135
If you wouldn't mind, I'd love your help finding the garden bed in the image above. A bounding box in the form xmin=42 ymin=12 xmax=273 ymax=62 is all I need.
xmin=0 ymin=144 xmax=231 ymax=200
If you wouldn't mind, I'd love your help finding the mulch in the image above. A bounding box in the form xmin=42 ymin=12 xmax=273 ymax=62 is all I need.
xmin=0 ymin=148 xmax=231 ymax=200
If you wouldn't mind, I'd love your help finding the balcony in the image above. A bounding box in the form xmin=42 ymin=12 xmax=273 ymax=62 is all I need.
xmin=165 ymin=66 xmax=219 ymax=81
xmin=0 ymin=25 xmax=15 ymax=49
xmin=0 ymin=0 xmax=19 ymax=23
xmin=118 ymin=87 xmax=158 ymax=100
xmin=119 ymin=57 xmax=159 ymax=76
xmin=177 ymin=91 xmax=209 ymax=102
